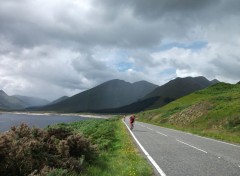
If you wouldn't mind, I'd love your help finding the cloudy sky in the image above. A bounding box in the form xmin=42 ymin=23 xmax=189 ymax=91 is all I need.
xmin=0 ymin=0 xmax=240 ymax=101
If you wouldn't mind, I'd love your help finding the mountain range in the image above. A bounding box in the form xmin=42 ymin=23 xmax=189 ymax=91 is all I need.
xmin=93 ymin=76 xmax=219 ymax=113
xmin=141 ymin=76 xmax=218 ymax=110
xmin=0 ymin=90 xmax=50 ymax=109
xmin=1 ymin=76 xmax=219 ymax=112
xmin=0 ymin=90 xmax=26 ymax=109
xmin=37 ymin=79 xmax=158 ymax=112
xmin=13 ymin=95 xmax=50 ymax=107
xmin=48 ymin=96 xmax=69 ymax=105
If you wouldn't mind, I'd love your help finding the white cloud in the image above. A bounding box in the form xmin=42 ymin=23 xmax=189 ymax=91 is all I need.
xmin=152 ymin=43 xmax=240 ymax=83
xmin=0 ymin=0 xmax=240 ymax=100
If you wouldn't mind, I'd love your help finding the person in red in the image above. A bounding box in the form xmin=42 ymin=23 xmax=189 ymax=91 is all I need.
xmin=129 ymin=114 xmax=136 ymax=130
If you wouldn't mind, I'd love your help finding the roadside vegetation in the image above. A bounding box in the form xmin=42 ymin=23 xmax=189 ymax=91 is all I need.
xmin=138 ymin=83 xmax=240 ymax=144
xmin=0 ymin=118 xmax=152 ymax=176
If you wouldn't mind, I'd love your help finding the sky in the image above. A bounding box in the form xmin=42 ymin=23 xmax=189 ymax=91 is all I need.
xmin=0 ymin=0 xmax=240 ymax=101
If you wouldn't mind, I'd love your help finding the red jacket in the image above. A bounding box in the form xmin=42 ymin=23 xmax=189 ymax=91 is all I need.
xmin=130 ymin=115 xmax=135 ymax=123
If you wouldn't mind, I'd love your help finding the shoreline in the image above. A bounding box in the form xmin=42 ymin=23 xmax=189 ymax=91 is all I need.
xmin=0 ymin=111 xmax=112 ymax=119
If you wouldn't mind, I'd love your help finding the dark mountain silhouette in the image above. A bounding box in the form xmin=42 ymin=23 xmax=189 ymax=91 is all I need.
xmin=13 ymin=95 xmax=50 ymax=107
xmin=37 ymin=79 xmax=158 ymax=112
xmin=0 ymin=90 xmax=26 ymax=109
xmin=92 ymin=96 xmax=159 ymax=114
xmin=97 ymin=76 xmax=219 ymax=113
xmin=237 ymin=81 xmax=240 ymax=84
xmin=144 ymin=76 xmax=216 ymax=100
xmin=49 ymin=96 xmax=69 ymax=105
xmin=143 ymin=76 xmax=219 ymax=109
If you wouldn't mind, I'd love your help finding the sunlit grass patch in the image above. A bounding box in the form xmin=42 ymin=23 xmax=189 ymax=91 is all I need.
xmin=79 ymin=119 xmax=153 ymax=176
xmin=54 ymin=118 xmax=152 ymax=176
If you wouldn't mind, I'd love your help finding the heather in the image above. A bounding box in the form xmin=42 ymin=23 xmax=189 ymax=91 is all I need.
xmin=0 ymin=123 xmax=97 ymax=176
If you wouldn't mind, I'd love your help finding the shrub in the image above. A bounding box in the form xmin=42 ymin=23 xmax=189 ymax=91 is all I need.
xmin=225 ymin=115 xmax=240 ymax=131
xmin=0 ymin=124 xmax=97 ymax=176
xmin=68 ymin=119 xmax=116 ymax=150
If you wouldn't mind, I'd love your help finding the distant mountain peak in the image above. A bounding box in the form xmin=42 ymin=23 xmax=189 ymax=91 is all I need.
xmin=134 ymin=80 xmax=147 ymax=83
xmin=107 ymin=79 xmax=125 ymax=82
xmin=38 ymin=79 xmax=158 ymax=112
xmin=0 ymin=90 xmax=26 ymax=109
xmin=13 ymin=95 xmax=50 ymax=107
xmin=0 ymin=90 xmax=7 ymax=95
xmin=101 ymin=79 xmax=128 ymax=84
xmin=211 ymin=79 xmax=220 ymax=84
xmin=133 ymin=80 xmax=151 ymax=84
xmin=49 ymin=96 xmax=69 ymax=105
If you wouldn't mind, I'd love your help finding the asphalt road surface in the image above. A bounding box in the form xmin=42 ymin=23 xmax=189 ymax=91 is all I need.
xmin=124 ymin=120 xmax=240 ymax=176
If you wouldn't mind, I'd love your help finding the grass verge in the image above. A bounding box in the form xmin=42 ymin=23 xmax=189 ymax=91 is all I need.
xmin=53 ymin=118 xmax=153 ymax=176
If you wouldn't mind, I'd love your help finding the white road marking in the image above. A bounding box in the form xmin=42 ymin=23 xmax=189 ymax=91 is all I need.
xmin=147 ymin=127 xmax=153 ymax=131
xmin=143 ymin=123 xmax=240 ymax=148
xmin=177 ymin=140 xmax=208 ymax=154
xmin=123 ymin=120 xmax=166 ymax=176
xmin=156 ymin=131 xmax=168 ymax=137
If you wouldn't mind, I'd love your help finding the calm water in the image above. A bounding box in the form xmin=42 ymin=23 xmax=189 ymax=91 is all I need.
xmin=0 ymin=113 xmax=94 ymax=133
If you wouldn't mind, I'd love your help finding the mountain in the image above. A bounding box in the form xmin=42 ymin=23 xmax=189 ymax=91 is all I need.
xmin=99 ymin=76 xmax=217 ymax=113
xmin=211 ymin=79 xmax=220 ymax=84
xmin=237 ymin=81 xmax=240 ymax=84
xmin=0 ymin=90 xmax=26 ymax=109
xmin=92 ymin=96 xmax=159 ymax=113
xmin=145 ymin=76 xmax=215 ymax=100
xmin=49 ymin=96 xmax=69 ymax=105
xmin=37 ymin=79 xmax=158 ymax=112
xmin=140 ymin=76 xmax=218 ymax=110
xmin=138 ymin=82 xmax=240 ymax=143
xmin=13 ymin=95 xmax=50 ymax=107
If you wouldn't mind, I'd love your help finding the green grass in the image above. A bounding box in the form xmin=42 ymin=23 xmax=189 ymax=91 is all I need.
xmin=51 ymin=118 xmax=152 ymax=176
xmin=138 ymin=83 xmax=240 ymax=144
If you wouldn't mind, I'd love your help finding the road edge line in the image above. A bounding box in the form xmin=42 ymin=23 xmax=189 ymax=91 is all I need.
xmin=122 ymin=120 xmax=166 ymax=176
xmin=139 ymin=122 xmax=240 ymax=148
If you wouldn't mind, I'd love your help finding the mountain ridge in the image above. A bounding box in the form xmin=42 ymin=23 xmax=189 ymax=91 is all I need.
xmin=95 ymin=76 xmax=219 ymax=113
xmin=0 ymin=90 xmax=26 ymax=109
xmin=36 ymin=79 xmax=158 ymax=112
xmin=13 ymin=95 xmax=50 ymax=107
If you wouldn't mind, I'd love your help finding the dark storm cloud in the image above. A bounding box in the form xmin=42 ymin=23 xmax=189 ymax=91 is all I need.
xmin=1 ymin=0 xmax=240 ymax=50
xmin=0 ymin=0 xmax=164 ymax=49
xmin=98 ymin=0 xmax=215 ymax=18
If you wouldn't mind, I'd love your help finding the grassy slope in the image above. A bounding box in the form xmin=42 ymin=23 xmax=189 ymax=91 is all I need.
xmin=52 ymin=118 xmax=152 ymax=176
xmin=138 ymin=83 xmax=240 ymax=143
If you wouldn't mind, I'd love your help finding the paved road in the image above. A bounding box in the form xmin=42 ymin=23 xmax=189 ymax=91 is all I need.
xmin=124 ymin=120 xmax=240 ymax=176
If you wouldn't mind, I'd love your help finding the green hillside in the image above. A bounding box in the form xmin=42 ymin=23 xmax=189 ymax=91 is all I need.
xmin=138 ymin=83 xmax=240 ymax=143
